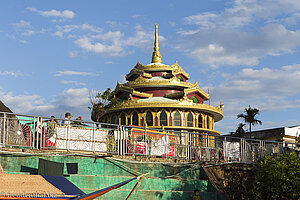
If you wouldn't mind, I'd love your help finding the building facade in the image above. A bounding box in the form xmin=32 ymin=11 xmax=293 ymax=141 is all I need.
xmin=99 ymin=24 xmax=224 ymax=136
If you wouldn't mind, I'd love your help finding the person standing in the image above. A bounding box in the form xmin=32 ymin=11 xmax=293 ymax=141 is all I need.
xmin=193 ymin=189 xmax=201 ymax=200
xmin=62 ymin=112 xmax=72 ymax=126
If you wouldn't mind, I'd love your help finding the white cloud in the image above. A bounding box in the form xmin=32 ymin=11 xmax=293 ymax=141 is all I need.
xmin=75 ymin=36 xmax=123 ymax=56
xmin=75 ymin=24 xmax=164 ymax=56
xmin=55 ymin=70 xmax=98 ymax=76
xmin=179 ymin=0 xmax=300 ymax=67
xmin=206 ymin=64 xmax=300 ymax=119
xmin=28 ymin=7 xmax=75 ymax=19
xmin=0 ymin=87 xmax=91 ymax=121
xmin=61 ymin=80 xmax=86 ymax=86
xmin=69 ymin=51 xmax=78 ymax=58
xmin=178 ymin=23 xmax=300 ymax=67
xmin=184 ymin=0 xmax=300 ymax=29
xmin=54 ymin=31 xmax=63 ymax=38
xmin=0 ymin=71 xmax=31 ymax=77
xmin=0 ymin=91 xmax=54 ymax=114
xmin=22 ymin=30 xmax=36 ymax=37
xmin=54 ymin=24 xmax=102 ymax=38
xmin=19 ymin=40 xmax=28 ymax=44
xmin=13 ymin=20 xmax=32 ymax=28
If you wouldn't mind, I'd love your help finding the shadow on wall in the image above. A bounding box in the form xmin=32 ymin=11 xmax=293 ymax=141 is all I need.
xmin=20 ymin=165 xmax=38 ymax=175
xmin=151 ymin=163 xmax=224 ymax=200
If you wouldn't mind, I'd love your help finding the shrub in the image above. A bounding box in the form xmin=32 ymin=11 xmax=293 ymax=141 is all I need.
xmin=251 ymin=152 xmax=300 ymax=200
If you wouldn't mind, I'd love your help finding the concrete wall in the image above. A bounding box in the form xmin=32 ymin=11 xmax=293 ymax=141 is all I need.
xmin=0 ymin=153 xmax=224 ymax=200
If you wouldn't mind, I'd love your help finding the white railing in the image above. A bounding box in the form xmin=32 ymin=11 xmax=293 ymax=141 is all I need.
xmin=0 ymin=111 xmax=299 ymax=163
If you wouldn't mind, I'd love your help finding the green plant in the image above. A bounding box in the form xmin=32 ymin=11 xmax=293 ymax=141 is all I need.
xmin=89 ymin=88 xmax=120 ymax=122
xmin=251 ymin=152 xmax=300 ymax=200
xmin=237 ymin=105 xmax=262 ymax=137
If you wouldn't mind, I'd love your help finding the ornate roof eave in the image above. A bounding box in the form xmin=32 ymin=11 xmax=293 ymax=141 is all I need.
xmin=104 ymin=100 xmax=224 ymax=122
xmin=171 ymin=61 xmax=190 ymax=79
xmin=115 ymin=82 xmax=153 ymax=98
xmin=126 ymin=70 xmax=153 ymax=82
xmin=132 ymin=90 xmax=153 ymax=98
xmin=142 ymin=64 xmax=174 ymax=72
xmin=124 ymin=77 xmax=208 ymax=92
xmin=115 ymin=82 xmax=133 ymax=94
xmin=184 ymin=81 xmax=210 ymax=100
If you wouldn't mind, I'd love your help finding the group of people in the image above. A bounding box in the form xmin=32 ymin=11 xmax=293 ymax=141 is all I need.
xmin=48 ymin=112 xmax=83 ymax=127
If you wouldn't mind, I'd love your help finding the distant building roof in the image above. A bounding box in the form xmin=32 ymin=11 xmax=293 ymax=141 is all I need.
xmin=244 ymin=126 xmax=300 ymax=140
xmin=0 ymin=100 xmax=12 ymax=113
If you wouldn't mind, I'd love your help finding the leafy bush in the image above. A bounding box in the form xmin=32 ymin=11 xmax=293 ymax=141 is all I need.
xmin=251 ymin=152 xmax=300 ymax=200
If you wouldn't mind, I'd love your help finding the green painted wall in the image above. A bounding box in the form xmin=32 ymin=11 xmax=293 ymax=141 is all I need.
xmin=0 ymin=153 xmax=224 ymax=200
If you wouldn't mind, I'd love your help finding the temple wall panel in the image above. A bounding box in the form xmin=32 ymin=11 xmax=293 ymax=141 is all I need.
xmin=187 ymin=93 xmax=204 ymax=104
xmin=176 ymin=74 xmax=187 ymax=82
xmin=150 ymin=71 xmax=165 ymax=77
xmin=138 ymin=88 xmax=181 ymax=97
xmin=101 ymin=108 xmax=219 ymax=136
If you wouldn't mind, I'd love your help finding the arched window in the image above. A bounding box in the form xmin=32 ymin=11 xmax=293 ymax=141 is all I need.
xmin=160 ymin=111 xmax=167 ymax=126
xmin=127 ymin=117 xmax=131 ymax=125
xmin=111 ymin=115 xmax=116 ymax=124
xmin=198 ymin=114 xmax=203 ymax=128
xmin=190 ymin=96 xmax=199 ymax=103
xmin=132 ymin=112 xmax=138 ymax=126
xmin=146 ymin=111 xmax=153 ymax=126
xmin=121 ymin=113 xmax=126 ymax=125
xmin=206 ymin=115 xmax=210 ymax=129
xmin=174 ymin=111 xmax=181 ymax=126
xmin=187 ymin=112 xmax=193 ymax=127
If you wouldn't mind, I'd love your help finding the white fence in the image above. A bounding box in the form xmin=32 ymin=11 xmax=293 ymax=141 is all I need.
xmin=0 ymin=112 xmax=299 ymax=163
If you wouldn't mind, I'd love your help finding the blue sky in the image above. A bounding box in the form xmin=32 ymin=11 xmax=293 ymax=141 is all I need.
xmin=1 ymin=0 xmax=300 ymax=134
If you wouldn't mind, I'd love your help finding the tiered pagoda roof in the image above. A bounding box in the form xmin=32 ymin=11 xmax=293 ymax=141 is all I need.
xmin=100 ymin=23 xmax=223 ymax=134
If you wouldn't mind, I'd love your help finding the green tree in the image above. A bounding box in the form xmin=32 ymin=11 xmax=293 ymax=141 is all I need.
xmin=89 ymin=88 xmax=119 ymax=122
xmin=296 ymin=135 xmax=300 ymax=144
xmin=237 ymin=105 xmax=262 ymax=137
xmin=251 ymin=152 xmax=300 ymax=200
xmin=231 ymin=123 xmax=246 ymax=137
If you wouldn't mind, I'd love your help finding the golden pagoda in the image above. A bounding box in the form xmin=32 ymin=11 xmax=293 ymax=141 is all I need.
xmin=99 ymin=23 xmax=224 ymax=136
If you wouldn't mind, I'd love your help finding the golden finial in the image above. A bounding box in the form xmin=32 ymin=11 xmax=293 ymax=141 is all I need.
xmin=152 ymin=23 xmax=162 ymax=63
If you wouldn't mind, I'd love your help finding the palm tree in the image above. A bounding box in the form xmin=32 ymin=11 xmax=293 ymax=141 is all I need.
xmin=237 ymin=105 xmax=262 ymax=137
xmin=231 ymin=123 xmax=246 ymax=137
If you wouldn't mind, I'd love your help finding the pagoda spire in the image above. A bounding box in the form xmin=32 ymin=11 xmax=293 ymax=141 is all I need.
xmin=152 ymin=23 xmax=162 ymax=63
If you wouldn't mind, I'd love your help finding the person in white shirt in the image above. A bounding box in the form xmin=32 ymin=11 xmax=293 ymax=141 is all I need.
xmin=62 ymin=112 xmax=72 ymax=126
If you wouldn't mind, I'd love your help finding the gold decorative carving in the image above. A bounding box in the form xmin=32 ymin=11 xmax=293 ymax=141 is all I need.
xmin=108 ymin=100 xmax=223 ymax=122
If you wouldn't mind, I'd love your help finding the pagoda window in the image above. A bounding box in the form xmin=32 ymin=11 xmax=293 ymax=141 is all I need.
xmin=174 ymin=111 xmax=181 ymax=126
xmin=132 ymin=112 xmax=138 ymax=126
xmin=146 ymin=111 xmax=153 ymax=126
xmin=206 ymin=116 xmax=210 ymax=129
xmin=190 ymin=96 xmax=199 ymax=103
xmin=187 ymin=112 xmax=193 ymax=127
xmin=160 ymin=111 xmax=167 ymax=126
xmin=111 ymin=115 xmax=116 ymax=124
xmin=198 ymin=114 xmax=203 ymax=128
xmin=127 ymin=117 xmax=131 ymax=125
xmin=121 ymin=113 xmax=126 ymax=125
